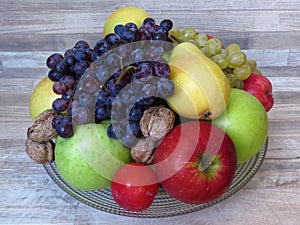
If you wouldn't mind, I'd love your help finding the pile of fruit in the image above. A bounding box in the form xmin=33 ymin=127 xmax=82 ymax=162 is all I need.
xmin=26 ymin=6 xmax=274 ymax=212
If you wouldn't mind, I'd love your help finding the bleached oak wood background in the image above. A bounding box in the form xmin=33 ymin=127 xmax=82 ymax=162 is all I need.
xmin=0 ymin=0 xmax=299 ymax=224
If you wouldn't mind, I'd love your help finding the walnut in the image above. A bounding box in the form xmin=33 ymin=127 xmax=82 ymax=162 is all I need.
xmin=27 ymin=109 xmax=58 ymax=142
xmin=131 ymin=137 xmax=155 ymax=164
xmin=140 ymin=105 xmax=175 ymax=141
xmin=25 ymin=138 xmax=54 ymax=164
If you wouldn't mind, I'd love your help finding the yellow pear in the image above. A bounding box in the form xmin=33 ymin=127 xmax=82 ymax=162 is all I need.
xmin=103 ymin=6 xmax=150 ymax=36
xmin=167 ymin=42 xmax=230 ymax=119
xmin=29 ymin=76 xmax=60 ymax=119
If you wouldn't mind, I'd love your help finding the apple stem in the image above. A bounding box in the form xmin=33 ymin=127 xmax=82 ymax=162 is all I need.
xmin=199 ymin=159 xmax=213 ymax=172
xmin=202 ymin=111 xmax=212 ymax=119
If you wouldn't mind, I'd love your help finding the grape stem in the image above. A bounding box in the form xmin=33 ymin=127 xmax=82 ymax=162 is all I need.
xmin=113 ymin=65 xmax=136 ymax=88
xmin=224 ymin=67 xmax=234 ymax=74
xmin=170 ymin=35 xmax=182 ymax=44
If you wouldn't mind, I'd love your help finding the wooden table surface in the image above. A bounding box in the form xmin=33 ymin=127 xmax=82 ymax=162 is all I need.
xmin=0 ymin=1 xmax=299 ymax=224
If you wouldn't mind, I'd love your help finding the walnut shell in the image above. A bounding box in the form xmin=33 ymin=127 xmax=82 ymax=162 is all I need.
xmin=25 ymin=138 xmax=54 ymax=164
xmin=27 ymin=109 xmax=57 ymax=142
xmin=140 ymin=105 xmax=175 ymax=141
xmin=131 ymin=137 xmax=155 ymax=164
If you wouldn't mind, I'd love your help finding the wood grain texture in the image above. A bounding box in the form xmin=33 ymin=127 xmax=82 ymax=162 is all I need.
xmin=0 ymin=0 xmax=299 ymax=224
xmin=1 ymin=32 xmax=300 ymax=51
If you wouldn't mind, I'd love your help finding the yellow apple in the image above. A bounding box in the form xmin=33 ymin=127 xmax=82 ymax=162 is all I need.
xmin=167 ymin=42 xmax=230 ymax=120
xmin=29 ymin=76 xmax=60 ymax=119
xmin=103 ymin=6 xmax=150 ymax=36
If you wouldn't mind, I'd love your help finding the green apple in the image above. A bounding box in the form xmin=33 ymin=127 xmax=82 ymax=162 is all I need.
xmin=103 ymin=6 xmax=150 ymax=36
xmin=213 ymin=88 xmax=268 ymax=164
xmin=55 ymin=123 xmax=132 ymax=190
xmin=29 ymin=76 xmax=60 ymax=119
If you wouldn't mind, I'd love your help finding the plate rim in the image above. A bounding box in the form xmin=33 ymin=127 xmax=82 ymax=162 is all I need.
xmin=43 ymin=137 xmax=268 ymax=218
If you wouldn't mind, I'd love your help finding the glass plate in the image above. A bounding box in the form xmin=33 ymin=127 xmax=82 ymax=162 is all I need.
xmin=44 ymin=138 xmax=268 ymax=218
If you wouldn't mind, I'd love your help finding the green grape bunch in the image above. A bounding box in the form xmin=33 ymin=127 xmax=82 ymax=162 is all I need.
xmin=169 ymin=27 xmax=262 ymax=88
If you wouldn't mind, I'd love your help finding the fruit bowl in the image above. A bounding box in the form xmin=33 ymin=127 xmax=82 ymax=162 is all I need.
xmin=43 ymin=138 xmax=268 ymax=218
xmin=23 ymin=6 xmax=274 ymax=216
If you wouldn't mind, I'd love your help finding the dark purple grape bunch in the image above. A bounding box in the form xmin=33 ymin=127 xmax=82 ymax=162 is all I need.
xmin=139 ymin=18 xmax=173 ymax=42
xmin=93 ymin=17 xmax=175 ymax=128
xmin=47 ymin=40 xmax=95 ymax=82
xmin=105 ymin=61 xmax=175 ymax=148
xmin=46 ymin=40 xmax=95 ymax=138
xmin=92 ymin=17 xmax=173 ymax=61
xmin=47 ymin=17 xmax=176 ymax=141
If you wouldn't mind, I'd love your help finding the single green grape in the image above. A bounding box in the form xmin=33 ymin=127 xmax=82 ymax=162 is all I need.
xmin=244 ymin=60 xmax=257 ymax=72
xmin=179 ymin=27 xmax=197 ymax=41
xmin=235 ymin=80 xmax=244 ymax=89
xmin=200 ymin=47 xmax=211 ymax=57
xmin=225 ymin=73 xmax=238 ymax=87
xmin=233 ymin=64 xmax=252 ymax=80
xmin=195 ymin=33 xmax=208 ymax=47
xmin=228 ymin=51 xmax=246 ymax=68
xmin=204 ymin=38 xmax=222 ymax=56
xmin=212 ymin=53 xmax=229 ymax=69
xmin=220 ymin=49 xmax=227 ymax=56
xmin=225 ymin=43 xmax=241 ymax=56
xmin=169 ymin=27 xmax=181 ymax=39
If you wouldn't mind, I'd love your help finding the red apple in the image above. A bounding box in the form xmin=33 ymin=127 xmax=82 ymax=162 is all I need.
xmin=111 ymin=162 xmax=159 ymax=211
xmin=154 ymin=121 xmax=237 ymax=204
xmin=243 ymin=73 xmax=274 ymax=112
